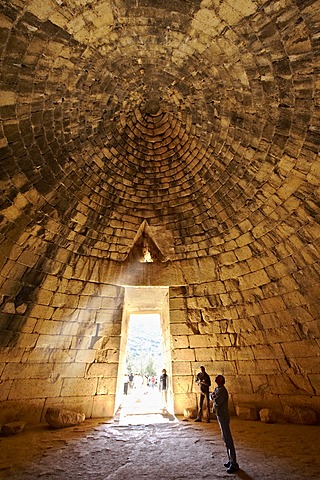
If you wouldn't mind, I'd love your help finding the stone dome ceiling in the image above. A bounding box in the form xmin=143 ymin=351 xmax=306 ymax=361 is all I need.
xmin=0 ymin=0 xmax=319 ymax=263
xmin=1 ymin=0 xmax=320 ymax=433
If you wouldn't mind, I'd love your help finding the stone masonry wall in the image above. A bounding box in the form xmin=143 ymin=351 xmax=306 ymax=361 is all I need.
xmin=1 ymin=236 xmax=320 ymax=422
xmin=0 ymin=254 xmax=124 ymax=424
xmin=0 ymin=0 xmax=320 ymax=423
xmin=169 ymin=253 xmax=320 ymax=417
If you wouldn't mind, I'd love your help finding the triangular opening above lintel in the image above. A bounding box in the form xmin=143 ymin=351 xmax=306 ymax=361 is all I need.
xmin=126 ymin=220 xmax=167 ymax=263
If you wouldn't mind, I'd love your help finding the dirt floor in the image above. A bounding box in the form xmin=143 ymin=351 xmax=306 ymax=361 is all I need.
xmin=1 ymin=389 xmax=320 ymax=480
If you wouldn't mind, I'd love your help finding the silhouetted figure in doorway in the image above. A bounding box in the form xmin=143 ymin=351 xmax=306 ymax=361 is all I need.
xmin=159 ymin=368 xmax=168 ymax=409
xmin=123 ymin=374 xmax=129 ymax=395
xmin=129 ymin=373 xmax=134 ymax=392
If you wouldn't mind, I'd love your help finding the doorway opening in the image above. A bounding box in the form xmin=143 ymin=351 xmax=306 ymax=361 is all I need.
xmin=114 ymin=286 xmax=175 ymax=425
xmin=126 ymin=313 xmax=163 ymax=386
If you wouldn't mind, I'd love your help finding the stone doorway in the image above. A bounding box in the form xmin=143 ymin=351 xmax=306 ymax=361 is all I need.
xmin=114 ymin=286 xmax=173 ymax=421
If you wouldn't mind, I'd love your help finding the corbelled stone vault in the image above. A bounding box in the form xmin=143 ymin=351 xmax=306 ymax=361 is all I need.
xmin=0 ymin=0 xmax=319 ymax=424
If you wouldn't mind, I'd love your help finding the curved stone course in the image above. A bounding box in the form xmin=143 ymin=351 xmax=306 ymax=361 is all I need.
xmin=0 ymin=0 xmax=319 ymax=426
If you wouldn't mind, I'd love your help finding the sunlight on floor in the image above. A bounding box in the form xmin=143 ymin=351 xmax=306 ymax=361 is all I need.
xmin=116 ymin=386 xmax=177 ymax=426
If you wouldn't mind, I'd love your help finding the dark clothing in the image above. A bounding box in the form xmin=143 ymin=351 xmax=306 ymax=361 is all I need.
xmin=212 ymin=385 xmax=229 ymax=420
xmin=159 ymin=372 xmax=168 ymax=407
xmin=159 ymin=373 xmax=168 ymax=391
xmin=212 ymin=385 xmax=237 ymax=467
xmin=196 ymin=371 xmax=211 ymax=394
xmin=196 ymin=371 xmax=211 ymax=421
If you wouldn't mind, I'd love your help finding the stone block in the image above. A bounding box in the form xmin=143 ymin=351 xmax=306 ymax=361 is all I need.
xmin=52 ymin=308 xmax=77 ymax=321
xmin=171 ymin=335 xmax=189 ymax=349
xmin=92 ymin=395 xmax=115 ymax=418
xmin=194 ymin=347 xmax=216 ymax=362
xmin=174 ymin=393 xmax=197 ymax=415
xmin=1 ymin=421 xmax=26 ymax=435
xmin=170 ymin=310 xmax=188 ymax=324
xmin=75 ymin=349 xmax=96 ymax=363
xmin=172 ymin=348 xmax=195 ymax=362
xmin=60 ymin=321 xmax=80 ymax=336
xmin=235 ymin=404 xmax=258 ymax=420
xmin=220 ymin=263 xmax=248 ymax=281
xmin=2 ymin=363 xmax=52 ymax=380
xmin=281 ymin=340 xmax=320 ymax=358
xmin=44 ymin=407 xmax=85 ymax=429
xmin=52 ymin=363 xmax=86 ymax=379
xmin=172 ymin=376 xmax=193 ymax=394
xmin=29 ymin=305 xmax=55 ymax=319
xmin=36 ymin=334 xmax=72 ymax=349
xmin=284 ymin=405 xmax=317 ymax=425
xmin=35 ymin=320 xmax=63 ymax=335
xmin=87 ymin=363 xmax=116 ymax=378
xmin=97 ymin=377 xmax=117 ymax=395
xmin=0 ymin=90 xmax=16 ymax=106
xmin=0 ymin=379 xmax=12 ymax=401
xmin=219 ymin=251 xmax=237 ymax=265
xmin=170 ymin=323 xmax=194 ymax=335
xmin=259 ymin=408 xmax=276 ymax=423
xmin=61 ymin=378 xmax=98 ymax=397
xmin=235 ymin=245 xmax=252 ymax=261
xmin=21 ymin=347 xmax=51 ymax=363
xmin=171 ymin=362 xmax=192 ymax=376
xmin=16 ymin=333 xmax=38 ymax=348
xmin=227 ymin=347 xmax=255 ymax=361
xmin=169 ymin=297 xmax=186 ymax=310
xmin=8 ymin=378 xmax=63 ymax=400
xmin=48 ymin=349 xmax=77 ymax=364
xmin=239 ymin=270 xmax=270 ymax=289
xmin=189 ymin=335 xmax=210 ymax=348
xmin=183 ymin=407 xmax=198 ymax=419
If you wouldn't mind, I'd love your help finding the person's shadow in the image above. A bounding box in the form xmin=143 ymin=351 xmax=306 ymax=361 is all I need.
xmin=234 ymin=470 xmax=255 ymax=480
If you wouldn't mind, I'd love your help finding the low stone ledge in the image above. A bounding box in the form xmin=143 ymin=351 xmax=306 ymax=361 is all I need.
xmin=259 ymin=408 xmax=277 ymax=423
xmin=183 ymin=407 xmax=217 ymax=421
xmin=183 ymin=407 xmax=198 ymax=419
xmin=284 ymin=405 xmax=317 ymax=425
xmin=44 ymin=407 xmax=86 ymax=429
xmin=235 ymin=404 xmax=258 ymax=420
xmin=1 ymin=421 xmax=26 ymax=435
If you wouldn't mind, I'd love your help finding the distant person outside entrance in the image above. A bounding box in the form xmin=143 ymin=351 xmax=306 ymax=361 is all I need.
xmin=159 ymin=368 xmax=168 ymax=409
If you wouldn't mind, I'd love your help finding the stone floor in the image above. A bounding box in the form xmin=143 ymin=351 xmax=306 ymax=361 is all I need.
xmin=1 ymin=389 xmax=320 ymax=480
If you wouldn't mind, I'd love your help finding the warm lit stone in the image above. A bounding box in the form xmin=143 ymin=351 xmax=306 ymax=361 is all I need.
xmin=0 ymin=0 xmax=319 ymax=428
xmin=44 ymin=408 xmax=85 ymax=429
xmin=1 ymin=421 xmax=26 ymax=435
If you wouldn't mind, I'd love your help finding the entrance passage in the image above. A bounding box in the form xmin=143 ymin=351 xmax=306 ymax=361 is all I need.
xmin=115 ymin=286 xmax=172 ymax=421
xmin=126 ymin=313 xmax=163 ymax=382
xmin=115 ymin=388 xmax=176 ymax=425
xmin=116 ymin=307 xmax=175 ymax=424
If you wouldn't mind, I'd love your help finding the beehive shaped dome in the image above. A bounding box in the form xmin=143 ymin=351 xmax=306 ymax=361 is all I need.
xmin=0 ymin=0 xmax=319 ymax=426
xmin=1 ymin=0 xmax=318 ymax=265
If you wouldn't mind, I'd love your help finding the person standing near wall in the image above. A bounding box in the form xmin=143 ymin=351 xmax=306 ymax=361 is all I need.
xmin=123 ymin=373 xmax=129 ymax=395
xmin=159 ymin=368 xmax=168 ymax=409
xmin=129 ymin=373 xmax=134 ymax=392
xmin=211 ymin=374 xmax=239 ymax=474
xmin=195 ymin=365 xmax=211 ymax=423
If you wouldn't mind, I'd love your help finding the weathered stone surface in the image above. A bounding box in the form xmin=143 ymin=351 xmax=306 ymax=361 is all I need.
xmin=1 ymin=421 xmax=26 ymax=435
xmin=2 ymin=414 xmax=320 ymax=480
xmin=284 ymin=406 xmax=317 ymax=425
xmin=259 ymin=408 xmax=276 ymax=423
xmin=235 ymin=405 xmax=258 ymax=420
xmin=0 ymin=0 xmax=320 ymax=428
xmin=44 ymin=408 xmax=85 ymax=429
xmin=183 ymin=407 xmax=198 ymax=419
